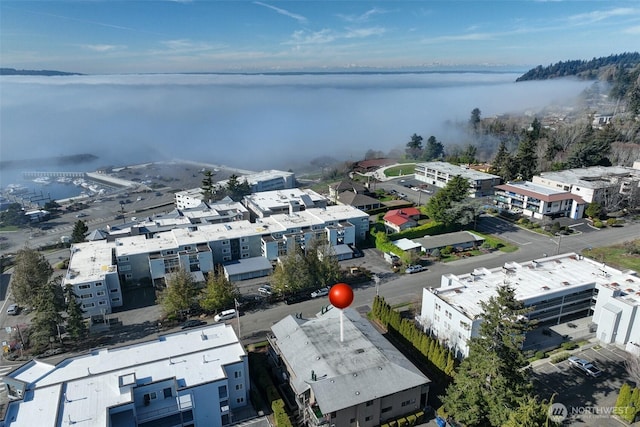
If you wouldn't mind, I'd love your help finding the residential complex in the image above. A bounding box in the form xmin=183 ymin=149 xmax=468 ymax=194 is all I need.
xmin=243 ymin=188 xmax=327 ymax=219
xmin=65 ymin=204 xmax=369 ymax=317
xmin=414 ymin=162 xmax=502 ymax=198
xmin=494 ymin=181 xmax=586 ymax=220
xmin=419 ymin=253 xmax=640 ymax=358
xmin=1 ymin=323 xmax=249 ymax=427
xmin=175 ymin=170 xmax=295 ymax=209
xmin=268 ymin=307 xmax=430 ymax=427
xmin=532 ymin=165 xmax=640 ymax=205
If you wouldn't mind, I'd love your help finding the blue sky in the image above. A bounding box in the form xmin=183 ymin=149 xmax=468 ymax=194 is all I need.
xmin=1 ymin=1 xmax=639 ymax=74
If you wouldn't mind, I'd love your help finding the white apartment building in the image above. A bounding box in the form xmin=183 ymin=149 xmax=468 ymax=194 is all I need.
xmin=419 ymin=253 xmax=640 ymax=358
xmin=243 ymin=188 xmax=327 ymax=219
xmin=1 ymin=323 xmax=249 ymax=427
xmin=63 ymin=240 xmax=123 ymax=319
xmin=175 ymin=170 xmax=295 ymax=209
xmin=532 ymin=165 xmax=640 ymax=205
xmin=69 ymin=205 xmax=369 ymax=295
xmin=494 ymin=181 xmax=586 ymax=219
xmin=414 ymin=162 xmax=502 ymax=198
xmin=269 ymin=308 xmax=430 ymax=427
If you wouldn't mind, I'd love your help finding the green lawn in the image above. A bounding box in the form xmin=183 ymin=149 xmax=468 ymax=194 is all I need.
xmin=384 ymin=164 xmax=416 ymax=177
xmin=583 ymin=241 xmax=640 ymax=272
xmin=0 ymin=226 xmax=20 ymax=232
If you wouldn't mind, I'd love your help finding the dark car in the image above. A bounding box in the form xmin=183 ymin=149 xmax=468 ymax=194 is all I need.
xmin=181 ymin=319 xmax=207 ymax=329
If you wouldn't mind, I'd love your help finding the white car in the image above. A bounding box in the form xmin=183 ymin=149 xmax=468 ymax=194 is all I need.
xmin=406 ymin=265 xmax=426 ymax=274
xmin=7 ymin=304 xmax=19 ymax=315
xmin=214 ymin=309 xmax=237 ymax=322
xmin=258 ymin=285 xmax=273 ymax=296
xmin=568 ymin=356 xmax=602 ymax=377
xmin=311 ymin=287 xmax=330 ymax=298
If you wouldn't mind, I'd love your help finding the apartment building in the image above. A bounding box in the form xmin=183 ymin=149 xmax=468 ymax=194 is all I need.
xmin=175 ymin=170 xmax=295 ymax=209
xmin=419 ymin=253 xmax=639 ymax=358
xmin=532 ymin=165 xmax=640 ymax=205
xmin=494 ymin=181 xmax=586 ymax=219
xmin=414 ymin=162 xmax=502 ymax=198
xmin=1 ymin=323 xmax=249 ymax=427
xmin=63 ymin=240 xmax=123 ymax=319
xmin=67 ymin=205 xmax=369 ymax=302
xmin=243 ymin=188 xmax=327 ymax=219
xmin=268 ymin=308 xmax=430 ymax=427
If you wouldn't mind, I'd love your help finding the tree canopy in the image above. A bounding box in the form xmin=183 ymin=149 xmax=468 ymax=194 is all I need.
xmin=425 ymin=175 xmax=470 ymax=226
xmin=11 ymin=247 xmax=53 ymax=306
xmin=442 ymin=285 xmax=537 ymax=426
xmin=200 ymin=266 xmax=239 ymax=313
xmin=71 ymin=220 xmax=89 ymax=243
xmin=157 ymin=268 xmax=200 ymax=318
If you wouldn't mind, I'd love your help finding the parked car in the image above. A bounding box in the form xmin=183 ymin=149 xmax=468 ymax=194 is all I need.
xmin=75 ymin=213 xmax=88 ymax=218
xmin=181 ymin=319 xmax=207 ymax=329
xmin=258 ymin=285 xmax=273 ymax=296
xmin=214 ymin=309 xmax=237 ymax=322
xmin=7 ymin=304 xmax=19 ymax=315
xmin=568 ymin=356 xmax=602 ymax=377
xmin=405 ymin=265 xmax=426 ymax=274
xmin=311 ymin=287 xmax=330 ymax=298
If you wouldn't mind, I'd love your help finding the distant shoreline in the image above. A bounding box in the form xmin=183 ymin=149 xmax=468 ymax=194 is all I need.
xmin=0 ymin=154 xmax=99 ymax=170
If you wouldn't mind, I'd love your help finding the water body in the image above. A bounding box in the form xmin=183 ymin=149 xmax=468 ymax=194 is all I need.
xmin=0 ymin=71 xmax=591 ymax=199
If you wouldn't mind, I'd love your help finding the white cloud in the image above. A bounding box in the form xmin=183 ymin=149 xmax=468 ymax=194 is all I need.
xmin=423 ymin=32 xmax=495 ymax=43
xmin=337 ymin=7 xmax=386 ymax=23
xmin=568 ymin=7 xmax=638 ymax=25
xmin=82 ymin=44 xmax=121 ymax=52
xmin=623 ymin=25 xmax=640 ymax=34
xmin=254 ymin=2 xmax=308 ymax=24
xmin=159 ymin=39 xmax=221 ymax=53
xmin=286 ymin=27 xmax=385 ymax=45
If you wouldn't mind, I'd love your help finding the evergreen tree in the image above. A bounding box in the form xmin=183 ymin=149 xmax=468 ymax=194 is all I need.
xmin=423 ymin=136 xmax=444 ymax=161
xmin=566 ymin=123 xmax=612 ymax=168
xmin=514 ymin=135 xmax=538 ymax=181
xmin=30 ymin=278 xmax=65 ymax=349
xmin=11 ymin=247 xmax=53 ymax=306
xmin=157 ymin=268 xmax=200 ymax=318
xmin=71 ymin=220 xmax=89 ymax=243
xmin=271 ymin=245 xmax=313 ymax=294
xmin=0 ymin=203 xmax=28 ymax=227
xmin=470 ymin=108 xmax=482 ymax=132
xmin=405 ymin=133 xmax=424 ymax=160
xmin=503 ymin=396 xmax=556 ymax=427
xmin=226 ymin=174 xmax=252 ymax=201
xmin=200 ymin=266 xmax=239 ymax=313
xmin=201 ymin=170 xmax=215 ymax=202
xmin=65 ymin=286 xmax=87 ymax=342
xmin=305 ymin=239 xmax=341 ymax=288
xmin=529 ymin=117 xmax=542 ymax=140
xmin=442 ymin=285 xmax=533 ymax=426
xmin=425 ymin=175 xmax=470 ymax=226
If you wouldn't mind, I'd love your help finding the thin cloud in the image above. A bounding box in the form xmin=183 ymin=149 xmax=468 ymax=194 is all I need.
xmin=254 ymin=2 xmax=308 ymax=24
xmin=623 ymin=25 xmax=640 ymax=34
xmin=337 ymin=7 xmax=385 ymax=23
xmin=286 ymin=27 xmax=384 ymax=45
xmin=159 ymin=39 xmax=222 ymax=53
xmin=568 ymin=7 xmax=637 ymax=25
xmin=81 ymin=44 xmax=121 ymax=52
xmin=423 ymin=32 xmax=496 ymax=43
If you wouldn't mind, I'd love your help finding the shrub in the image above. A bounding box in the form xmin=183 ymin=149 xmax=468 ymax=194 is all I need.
xmin=534 ymin=350 xmax=546 ymax=360
xmin=561 ymin=341 xmax=578 ymax=350
xmin=593 ymin=220 xmax=604 ymax=228
xmin=551 ymin=352 xmax=570 ymax=364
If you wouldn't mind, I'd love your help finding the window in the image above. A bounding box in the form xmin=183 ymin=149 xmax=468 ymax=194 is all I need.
xmin=222 ymin=240 xmax=229 ymax=245
xmin=95 ymin=282 xmax=103 ymax=287
xmin=79 ymin=284 xmax=90 ymax=290
xmin=143 ymin=392 xmax=157 ymax=403
xmin=350 ymin=418 xmax=356 ymax=424
xmin=218 ymin=385 xmax=228 ymax=399
xmin=125 ymin=274 xmax=132 ymax=279
xmin=365 ymin=416 xmax=372 ymax=422
xmin=80 ymin=293 xmax=93 ymax=299
xmin=435 ymin=303 xmax=440 ymax=311
xmin=110 ymin=288 xmax=119 ymax=293
xmin=97 ymin=291 xmax=105 ymax=296
xmin=98 ymin=300 xmax=107 ymax=306
xmin=111 ymin=297 xmax=121 ymax=302
xmin=163 ymin=388 xmax=172 ymax=398
xmin=82 ymin=303 xmax=95 ymax=309
xmin=234 ymin=371 xmax=242 ymax=378
xmin=366 ymin=400 xmax=373 ymax=407
xmin=401 ymin=400 xmax=411 ymax=407
xmin=235 ymin=384 xmax=243 ymax=390
xmin=381 ymin=406 xmax=392 ymax=413
xmin=236 ymin=397 xmax=244 ymax=404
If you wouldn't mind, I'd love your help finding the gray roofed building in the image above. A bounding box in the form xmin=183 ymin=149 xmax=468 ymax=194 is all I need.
xmin=415 ymin=231 xmax=485 ymax=254
xmin=269 ymin=308 xmax=430 ymax=427
xmin=336 ymin=190 xmax=382 ymax=211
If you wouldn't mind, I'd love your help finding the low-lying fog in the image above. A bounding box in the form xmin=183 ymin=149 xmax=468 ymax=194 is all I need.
xmin=0 ymin=72 xmax=591 ymax=173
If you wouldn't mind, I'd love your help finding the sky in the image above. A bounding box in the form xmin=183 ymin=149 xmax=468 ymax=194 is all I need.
xmin=1 ymin=1 xmax=639 ymax=74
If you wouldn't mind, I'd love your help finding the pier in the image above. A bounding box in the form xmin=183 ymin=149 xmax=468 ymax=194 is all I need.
xmin=23 ymin=171 xmax=86 ymax=179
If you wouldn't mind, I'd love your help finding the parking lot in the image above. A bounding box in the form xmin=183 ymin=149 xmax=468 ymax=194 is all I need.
xmin=531 ymin=343 xmax=633 ymax=426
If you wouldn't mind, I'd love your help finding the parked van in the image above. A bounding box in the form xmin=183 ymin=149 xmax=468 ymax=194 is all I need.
xmin=214 ymin=309 xmax=237 ymax=322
